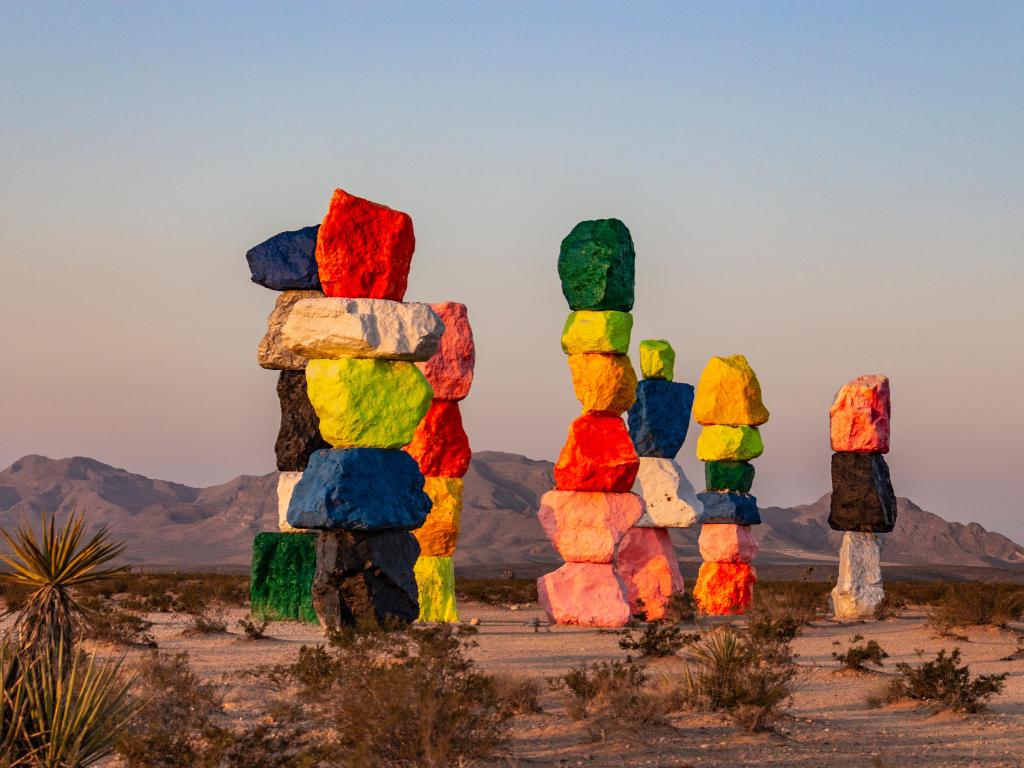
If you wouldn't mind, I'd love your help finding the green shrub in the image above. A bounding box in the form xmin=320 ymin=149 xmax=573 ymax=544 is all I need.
xmin=80 ymin=596 xmax=157 ymax=647
xmin=550 ymin=659 xmax=668 ymax=737
xmin=833 ymin=635 xmax=888 ymax=671
xmin=236 ymin=614 xmax=269 ymax=641
xmin=928 ymin=584 xmax=1024 ymax=631
xmin=492 ymin=674 xmax=544 ymax=715
xmin=885 ymin=648 xmax=1008 ymax=712
xmin=618 ymin=621 xmax=699 ymax=659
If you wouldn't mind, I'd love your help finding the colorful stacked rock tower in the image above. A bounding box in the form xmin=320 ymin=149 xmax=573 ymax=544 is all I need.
xmin=537 ymin=219 xmax=642 ymax=627
xmin=621 ymin=340 xmax=700 ymax=620
xmin=246 ymin=188 xmax=442 ymax=630
xmin=406 ymin=302 xmax=476 ymax=622
xmin=691 ymin=356 xmax=769 ymax=615
xmin=828 ymin=375 xmax=895 ymax=619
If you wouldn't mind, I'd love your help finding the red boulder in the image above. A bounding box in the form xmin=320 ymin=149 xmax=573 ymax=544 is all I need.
xmin=405 ymin=400 xmax=471 ymax=478
xmin=554 ymin=414 xmax=640 ymax=493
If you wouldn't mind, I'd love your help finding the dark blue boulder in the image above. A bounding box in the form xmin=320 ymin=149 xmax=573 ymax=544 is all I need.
xmin=696 ymin=492 xmax=761 ymax=525
xmin=626 ymin=380 xmax=695 ymax=458
xmin=287 ymin=448 xmax=430 ymax=531
xmin=246 ymin=225 xmax=321 ymax=290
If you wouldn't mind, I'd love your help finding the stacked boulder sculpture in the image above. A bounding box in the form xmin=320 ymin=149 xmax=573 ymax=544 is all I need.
xmin=247 ymin=188 xmax=443 ymax=630
xmin=828 ymin=374 xmax=895 ymax=619
xmin=537 ymin=219 xmax=643 ymax=627
xmin=691 ymin=355 xmax=769 ymax=615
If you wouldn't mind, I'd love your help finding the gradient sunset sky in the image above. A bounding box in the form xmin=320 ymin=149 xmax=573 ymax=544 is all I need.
xmin=2 ymin=3 xmax=1022 ymax=537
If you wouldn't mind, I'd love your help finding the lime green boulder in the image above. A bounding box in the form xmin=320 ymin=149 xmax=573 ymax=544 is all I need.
xmin=561 ymin=310 xmax=632 ymax=355
xmin=250 ymin=532 xmax=318 ymax=623
xmin=305 ymin=358 xmax=433 ymax=448
xmin=415 ymin=555 xmax=458 ymax=623
xmin=640 ymin=340 xmax=675 ymax=381
xmin=558 ymin=219 xmax=635 ymax=311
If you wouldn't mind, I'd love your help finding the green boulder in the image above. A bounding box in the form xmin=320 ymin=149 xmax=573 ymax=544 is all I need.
xmin=704 ymin=460 xmax=755 ymax=493
xmin=558 ymin=219 xmax=635 ymax=311
xmin=250 ymin=532 xmax=318 ymax=623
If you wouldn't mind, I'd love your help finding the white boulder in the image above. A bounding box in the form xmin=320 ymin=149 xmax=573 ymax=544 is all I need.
xmin=631 ymin=457 xmax=702 ymax=528
xmin=277 ymin=471 xmax=303 ymax=533
xmin=830 ymin=531 xmax=885 ymax=619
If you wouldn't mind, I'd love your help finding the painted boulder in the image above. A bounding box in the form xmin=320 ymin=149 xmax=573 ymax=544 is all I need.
xmin=246 ymin=225 xmax=321 ymax=291
xmin=698 ymin=524 xmax=759 ymax=563
xmin=557 ymin=218 xmax=635 ymax=311
xmin=416 ymin=301 xmax=476 ymax=401
xmin=631 ymin=457 xmax=702 ymax=528
xmin=537 ymin=562 xmax=631 ymax=627
xmin=413 ymin=477 xmax=463 ymax=557
xmin=537 ymin=490 xmax=644 ymax=563
xmin=560 ymin=310 xmax=632 ymax=355
xmin=639 ymin=339 xmax=675 ymax=381
xmin=275 ymin=371 xmax=330 ymax=471
xmin=693 ymin=561 xmax=756 ymax=615
xmin=405 ymin=400 xmax=471 ymax=478
xmin=692 ymin=354 xmax=769 ymax=427
xmin=626 ymin=380 xmax=695 ymax=458
xmin=554 ymin=414 xmax=640 ymax=492
xmin=616 ymin=527 xmax=685 ymax=620
xmin=828 ymin=452 xmax=897 ymax=532
xmin=695 ymin=425 xmax=763 ymax=462
xmin=258 ymin=290 xmax=323 ymax=370
xmin=568 ymin=353 xmax=637 ymax=414
xmin=696 ymin=492 xmax=762 ymax=525
xmin=830 ymin=374 xmax=891 ymax=454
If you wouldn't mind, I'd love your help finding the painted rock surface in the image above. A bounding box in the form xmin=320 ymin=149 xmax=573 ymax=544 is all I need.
xmin=277 ymin=471 xmax=303 ymax=533
xmin=554 ymin=414 xmax=640 ymax=492
xmin=537 ymin=562 xmax=631 ymax=627
xmin=416 ymin=302 xmax=475 ymax=400
xmin=558 ymin=218 xmax=635 ymax=311
xmin=258 ymin=290 xmax=323 ymax=370
xmin=704 ymin=460 xmax=755 ymax=493
xmin=305 ymin=358 xmax=432 ymax=449
xmin=692 ymin=355 xmax=769 ymax=427
xmin=830 ymin=531 xmax=884 ymax=619
xmin=405 ymin=400 xmax=471 ymax=478
xmin=315 ymin=188 xmax=415 ymax=300
xmin=639 ymin=339 xmax=675 ymax=381
xmin=246 ymin=225 xmax=321 ymax=291
xmin=568 ymin=353 xmax=637 ymax=414
xmin=695 ymin=425 xmax=764 ymax=461
xmin=275 ymin=371 xmax=330 ymax=471
xmin=693 ymin=562 xmax=756 ymax=615
xmin=560 ymin=310 xmax=632 ymax=355
xmin=616 ymin=527 xmax=685 ymax=620
xmin=413 ymin=477 xmax=463 ymax=557
xmin=537 ymin=490 xmax=644 ymax=563
xmin=632 ymin=457 xmax=701 ymax=528
xmin=829 ymin=452 xmax=897 ymax=532
xmin=282 ymin=298 xmax=443 ymax=361
xmin=696 ymin=492 xmax=761 ymax=525
xmin=626 ymin=380 xmax=695 ymax=458
xmin=250 ymin=532 xmax=317 ymax=623
xmin=415 ymin=555 xmax=458 ymax=623
xmin=698 ymin=524 xmax=759 ymax=563
xmin=286 ymin=448 xmax=430 ymax=531
xmin=830 ymin=374 xmax=891 ymax=454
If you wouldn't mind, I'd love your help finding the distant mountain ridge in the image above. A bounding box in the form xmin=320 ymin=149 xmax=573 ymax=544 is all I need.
xmin=1 ymin=452 xmax=1022 ymax=573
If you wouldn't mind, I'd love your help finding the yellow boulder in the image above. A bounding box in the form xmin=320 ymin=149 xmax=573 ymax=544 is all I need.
xmin=413 ymin=477 xmax=463 ymax=557
xmin=639 ymin=339 xmax=675 ymax=381
xmin=693 ymin=354 xmax=769 ymax=426
xmin=696 ymin=425 xmax=764 ymax=461
xmin=415 ymin=555 xmax=459 ymax=623
xmin=568 ymin=353 xmax=637 ymax=414
xmin=561 ymin=311 xmax=632 ymax=355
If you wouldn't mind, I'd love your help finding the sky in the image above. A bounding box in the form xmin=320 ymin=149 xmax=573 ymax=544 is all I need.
xmin=1 ymin=3 xmax=1022 ymax=538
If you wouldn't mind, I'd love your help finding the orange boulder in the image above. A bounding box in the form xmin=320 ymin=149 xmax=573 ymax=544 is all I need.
xmin=830 ymin=374 xmax=890 ymax=453
xmin=567 ymin=353 xmax=637 ymax=414
xmin=537 ymin=562 xmax=631 ymax=627
xmin=692 ymin=561 xmax=756 ymax=615
xmin=616 ymin=527 xmax=685 ymax=620
xmin=405 ymin=400 xmax=471 ymax=478
xmin=554 ymin=414 xmax=640 ymax=492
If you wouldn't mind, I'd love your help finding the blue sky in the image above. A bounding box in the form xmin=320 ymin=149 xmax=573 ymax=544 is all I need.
xmin=1 ymin=2 xmax=1022 ymax=537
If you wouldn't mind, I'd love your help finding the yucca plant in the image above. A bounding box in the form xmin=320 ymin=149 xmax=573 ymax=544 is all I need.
xmin=0 ymin=640 xmax=34 ymax=766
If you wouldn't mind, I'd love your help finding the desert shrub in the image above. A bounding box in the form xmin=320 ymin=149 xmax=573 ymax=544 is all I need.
xmin=663 ymin=591 xmax=696 ymax=623
xmin=833 ymin=634 xmax=888 ymax=672
xmin=114 ymin=572 xmax=249 ymax=614
xmin=236 ymin=614 xmax=269 ymax=641
xmin=928 ymin=584 xmax=1024 ymax=632
xmin=492 ymin=674 xmax=544 ymax=715
xmin=885 ymin=648 xmax=1007 ymax=712
xmin=619 ymin=621 xmax=699 ymax=658
xmin=551 ymin=659 xmax=667 ymax=736
xmin=752 ymin=580 xmax=828 ymax=627
xmin=885 ymin=581 xmax=951 ymax=607
xmin=456 ymin=577 xmax=537 ymax=606
xmin=80 ymin=596 xmax=157 ymax=647
xmin=182 ymin=610 xmax=228 ymax=636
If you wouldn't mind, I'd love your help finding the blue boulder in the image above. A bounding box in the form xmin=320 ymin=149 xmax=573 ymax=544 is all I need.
xmin=626 ymin=380 xmax=695 ymax=458
xmin=287 ymin=448 xmax=430 ymax=531
xmin=696 ymin=492 xmax=761 ymax=525
xmin=246 ymin=225 xmax=321 ymax=290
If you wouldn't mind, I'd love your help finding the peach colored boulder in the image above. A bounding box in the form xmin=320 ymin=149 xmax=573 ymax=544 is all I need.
xmin=537 ymin=491 xmax=644 ymax=563
xmin=830 ymin=374 xmax=891 ymax=453
xmin=698 ymin=524 xmax=759 ymax=563
xmin=416 ymin=302 xmax=475 ymax=401
xmin=537 ymin=562 xmax=631 ymax=627
xmin=616 ymin=527 xmax=684 ymax=620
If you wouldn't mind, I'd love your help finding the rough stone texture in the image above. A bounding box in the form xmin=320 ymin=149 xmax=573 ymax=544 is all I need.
xmin=405 ymin=400 xmax=471 ymax=478
xmin=698 ymin=524 xmax=759 ymax=563
xmin=626 ymin=380 xmax=695 ymax=458
xmin=616 ymin=527 xmax=685 ymax=620
xmin=829 ymin=452 xmax=897 ymax=532
xmin=704 ymin=460 xmax=755 ymax=493
xmin=632 ymin=457 xmax=701 ymax=528
xmin=537 ymin=562 xmax=631 ymax=627
xmin=258 ymin=290 xmax=323 ymax=370
xmin=286 ymin=448 xmax=430 ymax=531
xmin=554 ymin=414 xmax=640 ymax=493
xmin=639 ymin=339 xmax=675 ymax=381
xmin=696 ymin=492 xmax=762 ymax=525
xmin=416 ymin=302 xmax=475 ymax=401
xmin=275 ymin=371 xmax=330 ymax=472
xmin=557 ymin=218 xmax=636 ymax=312
xmin=692 ymin=354 xmax=770 ymax=427
xmin=312 ymin=529 xmax=419 ymax=630
xmin=250 ymin=532 xmax=318 ymax=623
xmin=560 ymin=310 xmax=632 ymax=355
xmin=246 ymin=225 xmax=321 ymax=291
xmin=277 ymin=471 xmax=303 ymax=533
xmin=305 ymin=358 xmax=433 ymax=449
xmin=693 ymin=561 xmax=756 ymax=615
xmin=413 ymin=477 xmax=463 ymax=557
xmin=415 ymin=555 xmax=458 ymax=623
xmin=830 ymin=531 xmax=885 ymax=619
xmin=537 ymin=490 xmax=644 ymax=563
xmin=830 ymin=374 xmax=891 ymax=454
xmin=568 ymin=353 xmax=637 ymax=415
xmin=315 ymin=188 xmax=415 ymax=300
xmin=695 ymin=425 xmax=764 ymax=461
xmin=281 ymin=298 xmax=443 ymax=361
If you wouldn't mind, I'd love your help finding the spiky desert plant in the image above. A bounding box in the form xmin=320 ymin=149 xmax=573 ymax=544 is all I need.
xmin=0 ymin=514 xmax=129 ymax=659
xmin=0 ymin=640 xmax=34 ymax=766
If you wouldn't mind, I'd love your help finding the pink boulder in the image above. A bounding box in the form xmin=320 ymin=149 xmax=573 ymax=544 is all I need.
xmin=616 ymin=527 xmax=685 ymax=620
xmin=698 ymin=524 xmax=759 ymax=563
xmin=538 ymin=491 xmax=644 ymax=563
xmin=830 ymin=374 xmax=890 ymax=453
xmin=537 ymin=562 xmax=631 ymax=627
xmin=416 ymin=302 xmax=475 ymax=401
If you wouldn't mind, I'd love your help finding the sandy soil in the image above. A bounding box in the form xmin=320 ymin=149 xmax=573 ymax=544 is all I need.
xmin=95 ymin=604 xmax=1024 ymax=767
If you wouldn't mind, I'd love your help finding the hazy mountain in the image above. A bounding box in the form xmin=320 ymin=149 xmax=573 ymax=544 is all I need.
xmin=1 ymin=452 xmax=1022 ymax=575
